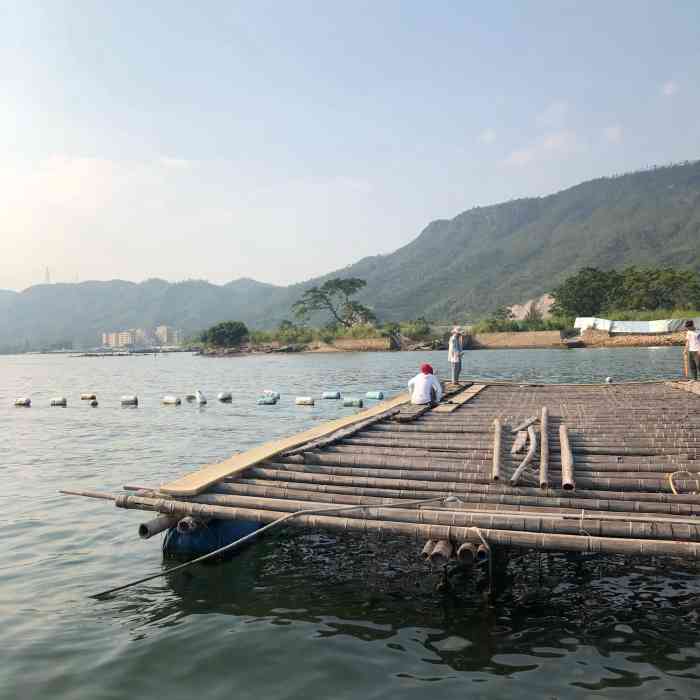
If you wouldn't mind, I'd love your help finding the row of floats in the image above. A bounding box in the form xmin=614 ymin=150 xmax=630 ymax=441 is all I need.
xmin=12 ymin=389 xmax=385 ymax=409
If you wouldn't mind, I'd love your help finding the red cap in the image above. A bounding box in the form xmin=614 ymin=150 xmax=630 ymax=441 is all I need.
xmin=420 ymin=363 xmax=433 ymax=374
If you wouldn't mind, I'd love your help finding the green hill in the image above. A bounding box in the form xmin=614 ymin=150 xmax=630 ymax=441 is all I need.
xmin=2 ymin=160 xmax=700 ymax=350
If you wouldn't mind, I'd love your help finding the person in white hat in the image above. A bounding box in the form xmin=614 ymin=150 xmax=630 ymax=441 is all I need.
xmin=448 ymin=326 xmax=464 ymax=384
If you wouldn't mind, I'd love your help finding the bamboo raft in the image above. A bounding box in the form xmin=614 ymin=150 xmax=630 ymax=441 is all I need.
xmin=63 ymin=380 xmax=700 ymax=566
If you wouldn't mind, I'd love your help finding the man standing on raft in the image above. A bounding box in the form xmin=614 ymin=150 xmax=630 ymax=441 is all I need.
xmin=685 ymin=320 xmax=700 ymax=380
xmin=448 ymin=326 xmax=464 ymax=384
xmin=408 ymin=363 xmax=443 ymax=406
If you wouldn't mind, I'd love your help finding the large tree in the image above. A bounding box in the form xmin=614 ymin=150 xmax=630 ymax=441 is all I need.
xmin=292 ymin=278 xmax=376 ymax=327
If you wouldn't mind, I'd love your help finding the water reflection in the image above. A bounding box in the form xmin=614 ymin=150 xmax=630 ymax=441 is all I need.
xmin=106 ymin=529 xmax=700 ymax=693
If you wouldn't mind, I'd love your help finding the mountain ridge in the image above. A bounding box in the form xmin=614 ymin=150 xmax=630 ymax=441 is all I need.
xmin=2 ymin=160 xmax=700 ymax=350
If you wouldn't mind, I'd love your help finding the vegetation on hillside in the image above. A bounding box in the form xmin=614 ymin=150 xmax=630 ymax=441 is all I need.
xmin=551 ymin=266 xmax=700 ymax=318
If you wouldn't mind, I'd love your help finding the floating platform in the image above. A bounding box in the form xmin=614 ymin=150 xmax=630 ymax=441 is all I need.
xmin=63 ymin=380 xmax=700 ymax=565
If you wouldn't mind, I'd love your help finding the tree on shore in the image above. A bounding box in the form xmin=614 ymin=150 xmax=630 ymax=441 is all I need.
xmin=551 ymin=266 xmax=700 ymax=318
xmin=292 ymin=278 xmax=376 ymax=328
xmin=200 ymin=320 xmax=249 ymax=347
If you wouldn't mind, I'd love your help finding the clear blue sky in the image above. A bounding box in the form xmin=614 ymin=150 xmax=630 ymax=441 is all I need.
xmin=2 ymin=0 xmax=699 ymax=290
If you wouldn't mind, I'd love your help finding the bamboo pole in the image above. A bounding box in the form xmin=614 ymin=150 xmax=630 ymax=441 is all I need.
xmin=421 ymin=539 xmax=436 ymax=559
xmin=107 ymin=493 xmax=700 ymax=558
xmin=560 ymin=425 xmax=575 ymax=491
xmin=539 ymin=406 xmax=549 ymax=489
xmin=457 ymin=542 xmax=476 ymax=564
xmin=138 ymin=515 xmax=178 ymax=540
xmin=492 ymin=418 xmax=502 ymax=481
xmin=429 ymin=540 xmax=453 ymax=566
xmin=511 ymin=431 xmax=528 ymax=454
xmin=512 ymin=415 xmax=538 ymax=433
xmin=510 ymin=426 xmax=538 ymax=486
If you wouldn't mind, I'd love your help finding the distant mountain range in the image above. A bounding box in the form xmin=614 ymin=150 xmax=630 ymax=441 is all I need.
xmin=2 ymin=160 xmax=700 ymax=351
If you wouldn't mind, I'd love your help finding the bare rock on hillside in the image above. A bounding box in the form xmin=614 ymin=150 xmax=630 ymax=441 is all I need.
xmin=509 ymin=294 xmax=555 ymax=321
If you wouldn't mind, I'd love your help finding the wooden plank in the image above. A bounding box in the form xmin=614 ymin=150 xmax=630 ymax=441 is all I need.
xmin=432 ymin=384 xmax=486 ymax=412
xmin=667 ymin=381 xmax=700 ymax=397
xmin=159 ymin=392 xmax=410 ymax=496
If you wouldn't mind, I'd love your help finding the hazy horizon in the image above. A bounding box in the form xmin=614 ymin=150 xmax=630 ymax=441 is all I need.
xmin=2 ymin=1 xmax=699 ymax=291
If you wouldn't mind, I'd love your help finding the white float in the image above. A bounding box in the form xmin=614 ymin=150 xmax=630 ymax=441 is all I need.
xmin=89 ymin=399 xmax=98 ymax=407
xmin=50 ymin=397 xmax=68 ymax=407
xmin=121 ymin=395 xmax=138 ymax=406
xmin=195 ymin=390 xmax=207 ymax=405
xmin=365 ymin=391 xmax=384 ymax=400
xmin=295 ymin=396 xmax=315 ymax=406
xmin=14 ymin=398 xmax=31 ymax=407
xmin=343 ymin=397 xmax=363 ymax=407
xmin=217 ymin=392 xmax=232 ymax=403
xmin=322 ymin=391 xmax=341 ymax=400
xmin=162 ymin=396 xmax=182 ymax=405
xmin=263 ymin=390 xmax=281 ymax=400
xmin=80 ymin=393 xmax=97 ymax=401
xmin=257 ymin=395 xmax=278 ymax=405
xmin=184 ymin=394 xmax=196 ymax=402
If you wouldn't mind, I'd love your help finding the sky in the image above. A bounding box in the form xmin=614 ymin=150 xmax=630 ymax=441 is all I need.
xmin=1 ymin=0 xmax=699 ymax=291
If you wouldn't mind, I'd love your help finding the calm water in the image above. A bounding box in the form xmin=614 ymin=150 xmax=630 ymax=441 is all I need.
xmin=2 ymin=348 xmax=699 ymax=700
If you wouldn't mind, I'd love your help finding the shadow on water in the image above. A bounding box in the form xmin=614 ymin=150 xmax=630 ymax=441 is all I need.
xmin=107 ymin=529 xmax=700 ymax=688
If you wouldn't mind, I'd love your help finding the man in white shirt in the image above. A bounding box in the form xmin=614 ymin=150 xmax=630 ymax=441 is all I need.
xmin=685 ymin=320 xmax=700 ymax=380
xmin=408 ymin=363 xmax=443 ymax=405
xmin=447 ymin=326 xmax=464 ymax=384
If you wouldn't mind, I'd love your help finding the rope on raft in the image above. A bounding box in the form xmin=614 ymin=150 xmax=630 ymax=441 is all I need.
xmin=668 ymin=470 xmax=700 ymax=495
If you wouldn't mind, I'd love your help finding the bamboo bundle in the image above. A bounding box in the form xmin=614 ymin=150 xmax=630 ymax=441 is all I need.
xmin=227 ymin=478 xmax=700 ymax=515
xmin=248 ymin=465 xmax=700 ymax=506
xmin=560 ymin=425 xmax=575 ymax=491
xmin=114 ymin=489 xmax=700 ymax=542
xmin=109 ymin=493 xmax=700 ymax=556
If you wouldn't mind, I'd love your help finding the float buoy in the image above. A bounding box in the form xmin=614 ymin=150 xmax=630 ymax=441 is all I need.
xmin=343 ymin=397 xmax=363 ymax=407
xmin=14 ymin=398 xmax=31 ymax=407
xmin=184 ymin=394 xmax=196 ymax=402
xmin=322 ymin=391 xmax=341 ymax=399
xmin=195 ymin=390 xmax=207 ymax=405
xmin=257 ymin=395 xmax=278 ymax=405
xmin=89 ymin=399 xmax=98 ymax=407
xmin=162 ymin=396 xmax=181 ymax=405
xmin=365 ymin=391 xmax=384 ymax=400
xmin=121 ymin=395 xmax=138 ymax=406
xmin=80 ymin=393 xmax=97 ymax=401
xmin=50 ymin=397 xmax=67 ymax=407
xmin=217 ymin=392 xmax=232 ymax=403
xmin=263 ymin=390 xmax=280 ymax=400
xmin=295 ymin=396 xmax=314 ymax=406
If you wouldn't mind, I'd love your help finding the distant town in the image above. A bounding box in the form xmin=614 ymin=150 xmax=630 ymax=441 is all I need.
xmin=101 ymin=325 xmax=184 ymax=349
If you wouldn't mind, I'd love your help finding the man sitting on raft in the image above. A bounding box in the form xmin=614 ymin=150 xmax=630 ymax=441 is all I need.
xmin=408 ymin=363 xmax=443 ymax=406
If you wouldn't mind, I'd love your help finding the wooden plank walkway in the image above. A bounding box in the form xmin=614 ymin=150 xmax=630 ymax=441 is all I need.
xmin=160 ymin=392 xmax=411 ymax=496
xmin=432 ymin=384 xmax=486 ymax=412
